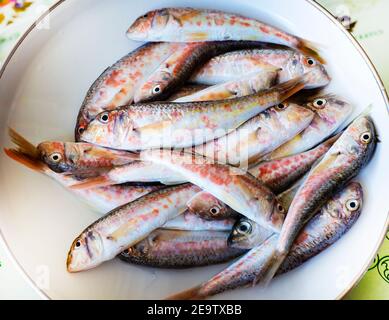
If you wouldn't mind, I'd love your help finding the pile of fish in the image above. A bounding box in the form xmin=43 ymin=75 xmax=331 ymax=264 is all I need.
xmin=5 ymin=7 xmax=378 ymax=299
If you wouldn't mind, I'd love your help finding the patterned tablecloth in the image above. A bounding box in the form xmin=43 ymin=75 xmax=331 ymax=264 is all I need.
xmin=0 ymin=0 xmax=387 ymax=299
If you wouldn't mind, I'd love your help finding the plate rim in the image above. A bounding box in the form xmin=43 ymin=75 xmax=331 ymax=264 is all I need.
xmin=0 ymin=0 xmax=388 ymax=300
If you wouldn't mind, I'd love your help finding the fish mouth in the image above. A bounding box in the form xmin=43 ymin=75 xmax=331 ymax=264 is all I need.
xmin=66 ymin=239 xmax=78 ymax=273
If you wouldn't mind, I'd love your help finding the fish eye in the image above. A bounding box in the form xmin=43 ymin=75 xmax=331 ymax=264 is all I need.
xmin=78 ymin=127 xmax=85 ymax=135
xmin=49 ymin=152 xmax=62 ymax=163
xmin=99 ymin=112 xmax=110 ymax=124
xmin=277 ymin=204 xmax=286 ymax=214
xmin=360 ymin=132 xmax=372 ymax=144
xmin=75 ymin=241 xmax=81 ymax=248
xmin=210 ymin=206 xmax=220 ymax=216
xmin=346 ymin=199 xmax=360 ymax=212
xmin=152 ymin=85 xmax=162 ymax=95
xmin=306 ymin=57 xmax=316 ymax=66
xmin=313 ymin=98 xmax=327 ymax=108
xmin=237 ymin=221 xmax=252 ymax=235
xmin=276 ymin=102 xmax=288 ymax=110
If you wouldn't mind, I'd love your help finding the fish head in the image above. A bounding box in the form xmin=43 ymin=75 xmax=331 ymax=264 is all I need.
xmin=228 ymin=218 xmax=269 ymax=249
xmin=304 ymin=95 xmax=353 ymax=129
xmin=37 ymin=141 xmax=73 ymax=173
xmin=273 ymin=101 xmax=315 ymax=127
xmin=187 ymin=192 xmax=232 ymax=220
xmin=67 ymin=229 xmax=104 ymax=272
xmin=127 ymin=9 xmax=170 ymax=41
xmin=80 ymin=109 xmax=135 ymax=149
xmin=338 ymin=115 xmax=377 ymax=163
xmin=75 ymin=114 xmax=89 ymax=142
xmin=298 ymin=54 xmax=330 ymax=89
xmin=324 ymin=182 xmax=363 ymax=221
xmin=134 ymin=70 xmax=172 ymax=103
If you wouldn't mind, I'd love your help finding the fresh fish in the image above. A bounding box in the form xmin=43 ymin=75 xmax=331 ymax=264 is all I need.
xmin=167 ymin=84 xmax=209 ymax=101
xmin=119 ymin=229 xmax=247 ymax=269
xmin=36 ymin=141 xmax=137 ymax=175
xmin=190 ymin=48 xmax=330 ymax=89
xmin=162 ymin=210 xmax=235 ymax=232
xmin=73 ymin=98 xmax=313 ymax=189
xmin=70 ymin=160 xmax=185 ymax=189
xmin=249 ymin=134 xmax=338 ymax=194
xmin=75 ymin=42 xmax=182 ymax=140
xmin=80 ymin=77 xmax=305 ymax=151
xmin=187 ymin=100 xmax=314 ymax=166
xmin=67 ymin=183 xmax=201 ymax=272
xmin=168 ymin=182 xmax=363 ymax=299
xmin=140 ymin=150 xmax=285 ymax=233
xmin=127 ymin=8 xmax=322 ymax=62
xmin=4 ymin=129 xmax=161 ymax=213
xmin=134 ymin=41 xmax=272 ymax=103
xmin=278 ymin=182 xmax=363 ymax=274
xmin=174 ymin=69 xmax=279 ymax=103
xmin=4 ymin=148 xmax=161 ymax=213
xmin=178 ymin=136 xmax=337 ymax=220
xmin=268 ymin=116 xmax=376 ymax=283
xmin=264 ymin=95 xmax=353 ymax=161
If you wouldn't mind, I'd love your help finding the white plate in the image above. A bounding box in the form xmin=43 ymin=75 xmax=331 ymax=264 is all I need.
xmin=0 ymin=0 xmax=388 ymax=300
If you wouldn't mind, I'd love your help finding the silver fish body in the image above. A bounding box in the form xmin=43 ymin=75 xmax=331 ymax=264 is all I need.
xmin=67 ymin=183 xmax=201 ymax=272
xmin=119 ymin=229 xmax=246 ymax=269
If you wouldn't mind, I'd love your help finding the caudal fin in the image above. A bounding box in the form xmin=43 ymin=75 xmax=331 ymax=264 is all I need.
xmin=4 ymin=148 xmax=46 ymax=173
xmin=8 ymin=128 xmax=40 ymax=159
xmin=297 ymin=38 xmax=326 ymax=64
xmin=166 ymin=285 xmax=204 ymax=300
xmin=70 ymin=175 xmax=115 ymax=190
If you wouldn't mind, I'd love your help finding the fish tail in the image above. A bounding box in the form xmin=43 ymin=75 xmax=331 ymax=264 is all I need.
xmin=4 ymin=148 xmax=46 ymax=173
xmin=297 ymin=38 xmax=326 ymax=64
xmin=276 ymin=77 xmax=306 ymax=102
xmin=166 ymin=285 xmax=205 ymax=300
xmin=69 ymin=175 xmax=114 ymax=190
xmin=8 ymin=128 xmax=39 ymax=159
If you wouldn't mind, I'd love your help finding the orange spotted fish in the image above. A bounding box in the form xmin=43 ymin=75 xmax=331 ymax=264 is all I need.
xmin=265 ymin=116 xmax=376 ymax=285
xmin=80 ymin=77 xmax=305 ymax=151
xmin=174 ymin=69 xmax=279 ymax=103
xmin=75 ymin=42 xmax=183 ymax=140
xmin=134 ymin=41 xmax=272 ymax=103
xmin=5 ymin=129 xmax=161 ymax=213
xmin=249 ymin=134 xmax=339 ymax=194
xmin=190 ymin=48 xmax=330 ymax=89
xmin=140 ymin=150 xmax=285 ymax=233
xmin=67 ymin=183 xmax=201 ymax=272
xmin=186 ymin=100 xmax=314 ymax=166
xmin=4 ymin=148 xmax=161 ymax=213
xmin=119 ymin=229 xmax=247 ymax=269
xmin=186 ymin=135 xmax=337 ymax=220
xmin=36 ymin=141 xmax=137 ymax=176
xmin=168 ymin=182 xmax=363 ymax=299
xmin=127 ymin=8 xmax=323 ymax=62
xmin=264 ymin=95 xmax=353 ymax=161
